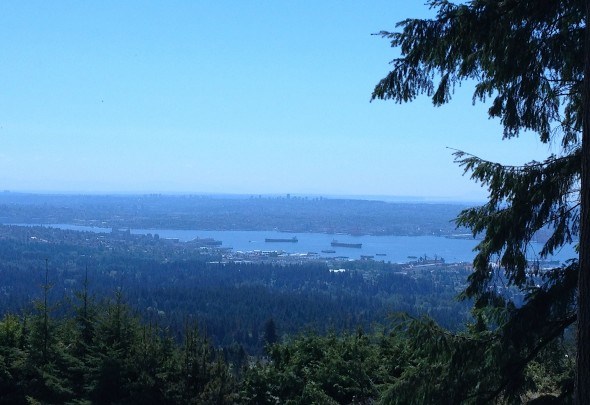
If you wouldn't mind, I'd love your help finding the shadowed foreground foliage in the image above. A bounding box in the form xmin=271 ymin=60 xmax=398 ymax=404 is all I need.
xmin=0 ymin=291 xmax=239 ymax=405
xmin=371 ymin=0 xmax=585 ymax=401
xmin=0 ymin=286 xmax=573 ymax=404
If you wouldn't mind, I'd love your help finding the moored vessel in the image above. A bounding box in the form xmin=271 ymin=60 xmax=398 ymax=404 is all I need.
xmin=331 ymin=240 xmax=362 ymax=248
xmin=265 ymin=237 xmax=298 ymax=243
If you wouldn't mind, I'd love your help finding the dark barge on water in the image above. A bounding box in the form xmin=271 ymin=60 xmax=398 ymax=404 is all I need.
xmin=265 ymin=237 xmax=298 ymax=243
xmin=331 ymin=240 xmax=362 ymax=248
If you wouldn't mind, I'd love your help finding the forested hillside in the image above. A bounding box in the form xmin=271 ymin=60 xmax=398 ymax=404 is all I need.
xmin=0 ymin=224 xmax=471 ymax=355
xmin=0 ymin=294 xmax=570 ymax=404
xmin=0 ymin=221 xmax=571 ymax=403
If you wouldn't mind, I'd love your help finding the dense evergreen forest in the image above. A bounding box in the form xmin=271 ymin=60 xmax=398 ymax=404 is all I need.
xmin=0 ymin=196 xmax=497 ymax=403
xmin=0 ymin=282 xmax=570 ymax=404
xmin=0 ymin=224 xmax=471 ymax=355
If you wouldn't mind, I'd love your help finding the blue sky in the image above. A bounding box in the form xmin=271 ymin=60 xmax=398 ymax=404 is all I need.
xmin=0 ymin=1 xmax=555 ymax=201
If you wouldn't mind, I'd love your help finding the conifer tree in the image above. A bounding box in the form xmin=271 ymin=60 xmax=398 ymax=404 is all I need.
xmin=68 ymin=267 xmax=98 ymax=399
xmin=263 ymin=318 xmax=278 ymax=347
xmin=24 ymin=259 xmax=76 ymax=403
xmin=372 ymin=0 xmax=588 ymax=402
xmin=0 ymin=313 xmax=26 ymax=403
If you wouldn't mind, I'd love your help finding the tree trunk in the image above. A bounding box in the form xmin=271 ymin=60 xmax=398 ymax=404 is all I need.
xmin=575 ymin=2 xmax=590 ymax=403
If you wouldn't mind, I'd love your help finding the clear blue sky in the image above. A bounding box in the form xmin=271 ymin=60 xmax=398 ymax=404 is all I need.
xmin=0 ymin=1 xmax=555 ymax=201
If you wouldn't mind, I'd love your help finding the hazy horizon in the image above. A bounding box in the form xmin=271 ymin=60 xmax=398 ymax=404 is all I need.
xmin=0 ymin=189 xmax=485 ymax=205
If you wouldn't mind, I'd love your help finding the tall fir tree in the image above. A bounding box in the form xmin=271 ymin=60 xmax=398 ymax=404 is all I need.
xmin=372 ymin=0 xmax=588 ymax=402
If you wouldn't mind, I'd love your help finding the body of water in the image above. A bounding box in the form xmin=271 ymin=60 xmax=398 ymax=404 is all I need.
xmin=17 ymin=224 xmax=578 ymax=265
xmin=135 ymin=228 xmax=479 ymax=263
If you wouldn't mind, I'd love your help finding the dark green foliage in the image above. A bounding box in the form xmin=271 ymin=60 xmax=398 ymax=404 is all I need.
xmin=0 ymin=283 xmax=572 ymax=404
xmin=454 ymin=150 xmax=580 ymax=301
xmin=379 ymin=313 xmax=573 ymax=404
xmin=241 ymin=331 xmax=382 ymax=404
xmin=0 ymin=293 xmax=237 ymax=404
xmin=240 ymin=318 xmax=574 ymax=404
xmin=373 ymin=0 xmax=582 ymax=289
xmin=263 ymin=318 xmax=278 ymax=347
xmin=373 ymin=0 xmax=583 ymax=145
xmin=0 ymin=224 xmax=473 ymax=355
xmin=372 ymin=0 xmax=584 ymax=402
xmin=0 ymin=314 xmax=28 ymax=404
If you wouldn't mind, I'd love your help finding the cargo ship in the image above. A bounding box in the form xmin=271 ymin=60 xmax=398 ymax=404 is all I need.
xmin=265 ymin=237 xmax=298 ymax=243
xmin=189 ymin=237 xmax=222 ymax=246
xmin=331 ymin=240 xmax=362 ymax=248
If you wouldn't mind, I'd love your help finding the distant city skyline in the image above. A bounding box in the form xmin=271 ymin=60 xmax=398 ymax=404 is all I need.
xmin=0 ymin=190 xmax=482 ymax=205
xmin=0 ymin=1 xmax=558 ymax=201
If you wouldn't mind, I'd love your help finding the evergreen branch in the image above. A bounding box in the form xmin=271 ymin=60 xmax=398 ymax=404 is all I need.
xmin=399 ymin=313 xmax=495 ymax=344
xmin=536 ymin=201 xmax=580 ymax=231
xmin=479 ymin=313 xmax=576 ymax=404
xmin=448 ymin=147 xmax=576 ymax=171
